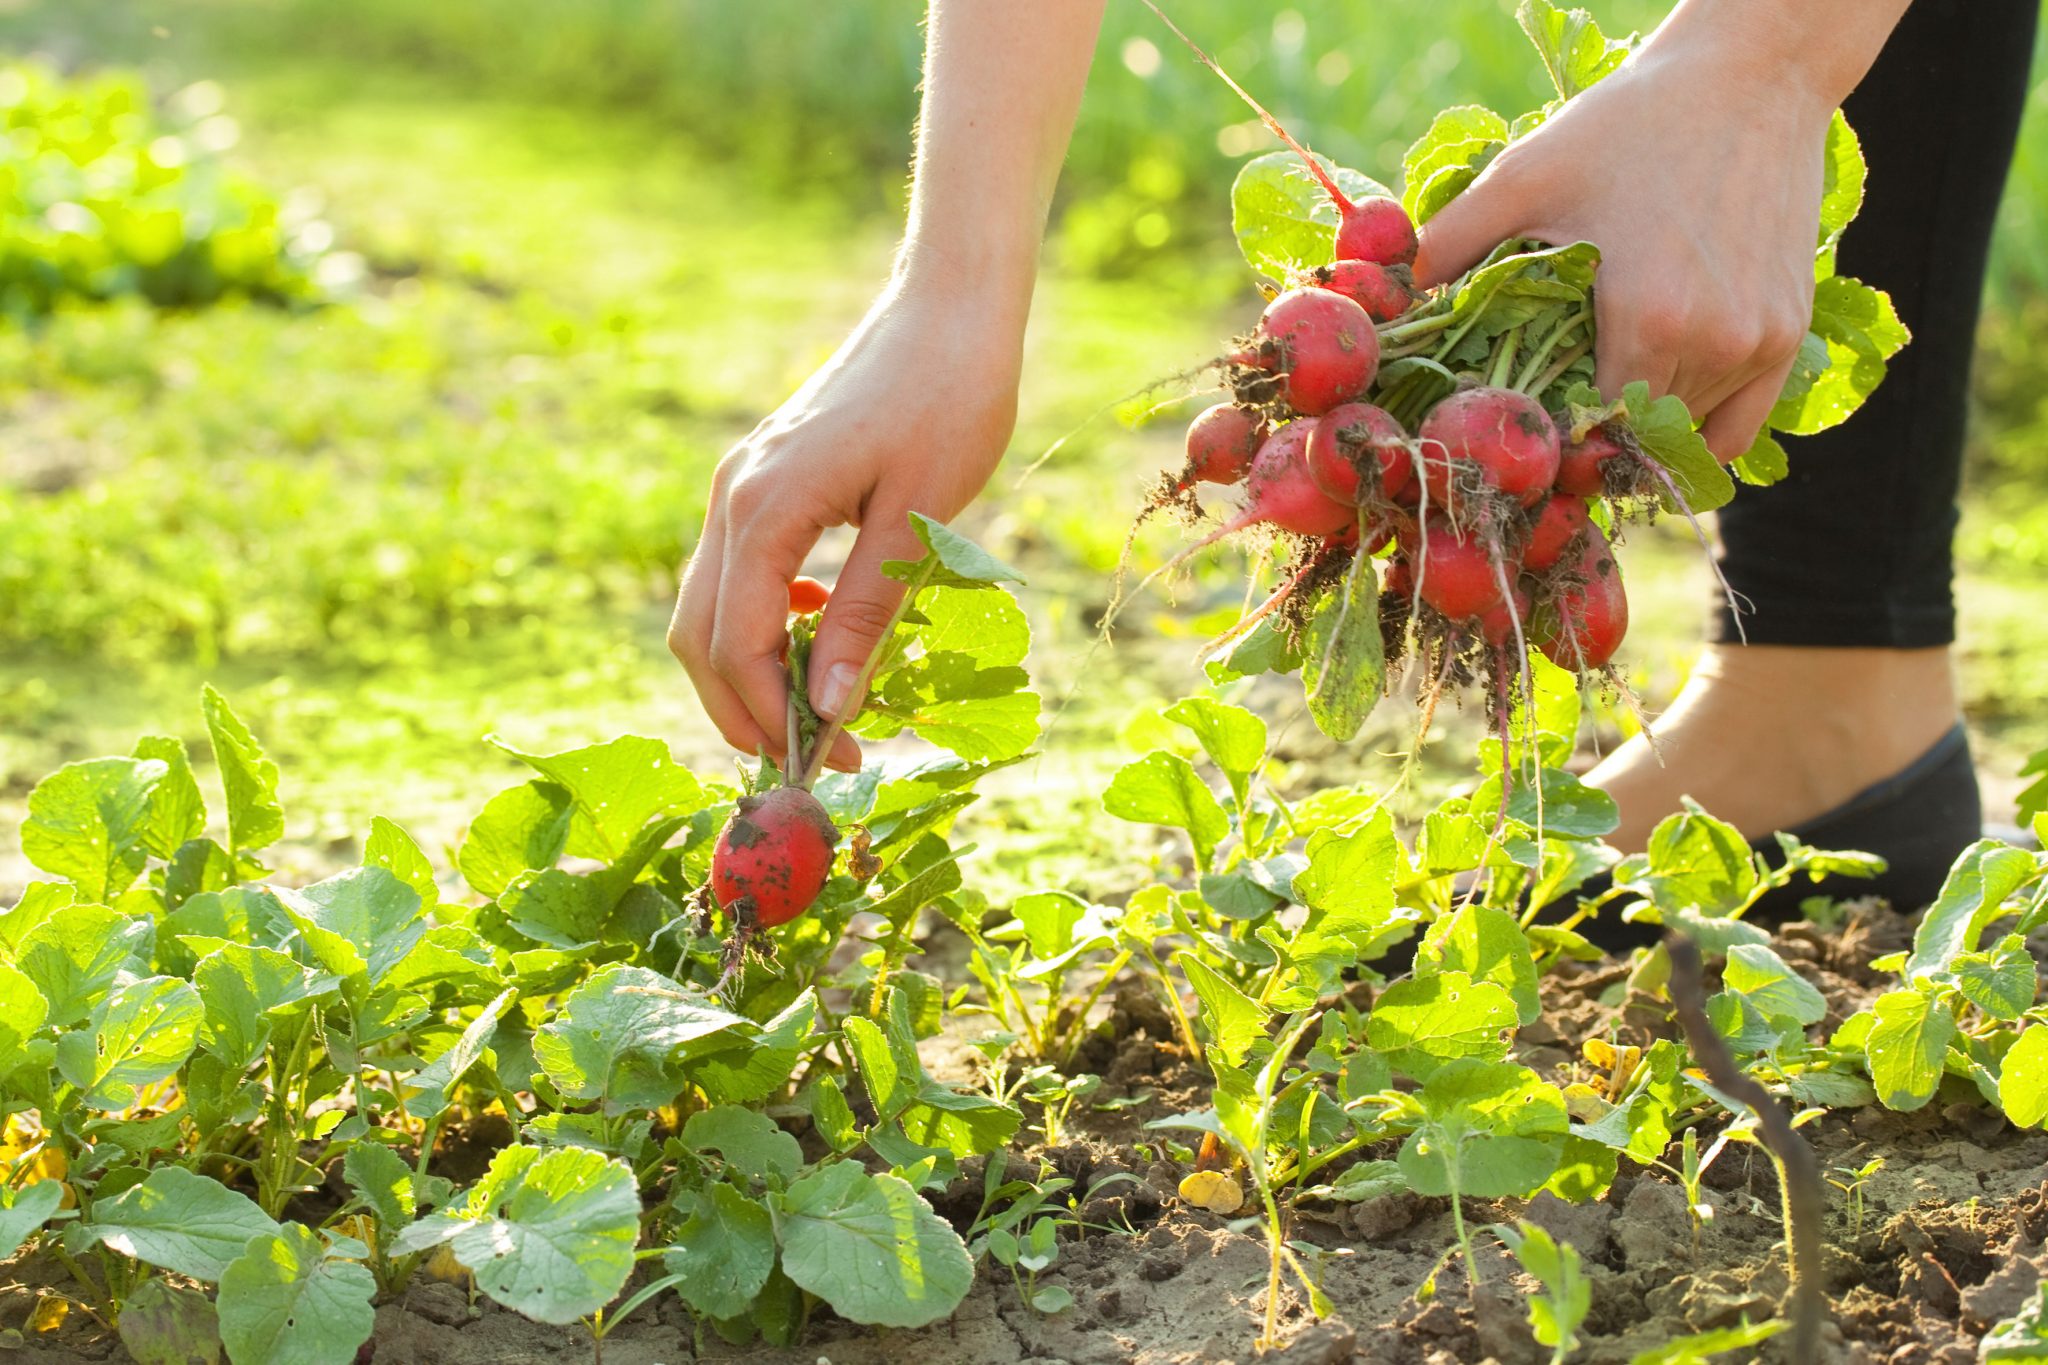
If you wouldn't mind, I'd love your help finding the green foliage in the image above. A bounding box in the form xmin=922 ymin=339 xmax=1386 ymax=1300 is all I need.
xmin=0 ymin=62 xmax=325 ymax=318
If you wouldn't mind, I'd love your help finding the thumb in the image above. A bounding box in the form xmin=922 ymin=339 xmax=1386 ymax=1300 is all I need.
xmin=805 ymin=499 xmax=923 ymax=723
xmin=1410 ymin=168 xmax=1529 ymax=291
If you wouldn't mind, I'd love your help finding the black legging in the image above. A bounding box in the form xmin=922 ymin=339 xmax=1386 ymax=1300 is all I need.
xmin=1712 ymin=0 xmax=2038 ymax=647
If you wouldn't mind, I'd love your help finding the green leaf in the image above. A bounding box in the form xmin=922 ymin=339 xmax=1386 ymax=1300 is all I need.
xmin=22 ymin=756 xmax=165 ymax=903
xmin=194 ymin=944 xmax=332 ymax=1070
xmin=1954 ymin=934 xmax=2037 ymax=1021
xmin=534 ymin=964 xmax=751 ymax=1113
xmin=1468 ymin=766 xmax=1618 ymax=841
xmin=1864 ymin=989 xmax=1956 ymax=1112
xmin=1178 ymin=954 xmax=1268 ymax=1068
xmin=0 ymin=1181 xmax=64 ymax=1259
xmin=880 ymin=514 xmax=1025 ymax=590
xmin=89 ymin=1167 xmax=281 ymax=1282
xmin=1733 ymin=430 xmax=1790 ymax=488
xmin=1769 ymin=276 xmax=1910 ymax=436
xmin=776 ymin=1162 xmax=973 ymax=1328
xmin=342 ymin=1142 xmax=416 ymax=1235
xmin=1816 ymin=111 xmax=1866 ymax=270
xmin=488 ymin=734 xmax=705 ymax=862
xmin=1616 ymin=380 xmax=1734 ymax=514
xmin=403 ymin=988 xmax=518 ymax=1119
xmin=855 ymin=586 xmax=1040 ymax=762
xmin=56 ymin=974 xmax=202 ymax=1110
xmin=1449 ymin=242 xmax=1601 ymax=337
xmin=1367 ymin=971 xmax=1518 ymax=1079
xmin=458 ymin=780 xmax=574 ymax=898
xmin=1516 ymin=0 xmax=1633 ymax=100
xmin=1162 ymin=697 xmax=1266 ymax=795
xmin=1636 ymin=801 xmax=1757 ymax=918
xmin=1300 ymin=552 xmax=1384 ymax=742
xmin=663 ymin=1182 xmax=776 ymax=1320
xmin=217 ymin=1223 xmax=376 ymax=1365
xmin=1722 ymin=944 xmax=1828 ymax=1027
xmin=277 ymin=867 xmax=427 ymax=986
xmin=132 ymin=736 xmax=207 ymax=862
xmin=393 ymin=1146 xmax=640 ymax=1325
xmin=1626 ymin=1320 xmax=1787 ymax=1365
xmin=115 ymin=1279 xmax=222 ymax=1365
xmin=202 ymin=685 xmax=285 ymax=857
xmin=0 ymin=961 xmax=49 ymax=1060
xmin=1908 ymin=840 xmax=2038 ymax=981
xmin=694 ymin=991 xmax=819 ymax=1105
xmin=1397 ymin=1059 xmax=1569 ymax=1199
xmin=1401 ymin=105 xmax=1508 ymax=224
xmin=363 ymin=816 xmax=438 ymax=906
xmin=1231 ymin=151 xmax=1393 ymax=282
xmin=15 ymin=903 xmax=153 ymax=1027
xmin=681 ymin=1107 xmax=804 ymax=1184
xmin=1418 ymin=905 xmax=1541 ymax=1026
xmin=2000 ymin=1027 xmax=2048 ymax=1130
xmin=1501 ymin=1221 xmax=1590 ymax=1354
xmin=1103 ymin=752 xmax=1230 ymax=868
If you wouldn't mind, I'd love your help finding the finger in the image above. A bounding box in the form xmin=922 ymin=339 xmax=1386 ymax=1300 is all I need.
xmin=710 ymin=491 xmax=828 ymax=759
xmin=1699 ymin=358 xmax=1795 ymax=464
xmin=671 ymin=511 xmax=774 ymax=757
xmin=1591 ymin=271 xmax=1680 ymax=404
xmin=1411 ymin=162 xmax=1530 ymax=290
xmin=806 ymin=494 xmax=925 ymax=730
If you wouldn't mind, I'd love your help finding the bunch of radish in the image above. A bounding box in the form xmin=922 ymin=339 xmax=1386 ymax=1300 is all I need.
xmin=1129 ymin=0 xmax=1770 ymax=754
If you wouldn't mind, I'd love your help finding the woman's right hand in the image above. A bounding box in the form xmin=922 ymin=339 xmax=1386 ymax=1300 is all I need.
xmin=669 ymin=272 xmax=1026 ymax=773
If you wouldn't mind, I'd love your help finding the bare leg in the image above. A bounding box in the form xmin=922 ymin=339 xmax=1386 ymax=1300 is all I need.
xmin=1585 ymin=644 xmax=1960 ymax=853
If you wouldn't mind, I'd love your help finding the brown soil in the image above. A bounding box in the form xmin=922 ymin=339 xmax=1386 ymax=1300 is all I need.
xmin=12 ymin=904 xmax=2048 ymax=1365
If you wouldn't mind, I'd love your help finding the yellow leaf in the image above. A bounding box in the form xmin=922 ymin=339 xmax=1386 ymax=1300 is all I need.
xmin=422 ymin=1244 xmax=470 ymax=1285
xmin=1582 ymin=1038 xmax=1618 ymax=1068
xmin=27 ymin=1296 xmax=70 ymax=1334
xmin=1177 ymin=1169 xmax=1244 ymax=1215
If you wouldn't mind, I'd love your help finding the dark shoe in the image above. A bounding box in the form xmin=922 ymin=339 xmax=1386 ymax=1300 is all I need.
xmin=1563 ymin=721 xmax=1981 ymax=955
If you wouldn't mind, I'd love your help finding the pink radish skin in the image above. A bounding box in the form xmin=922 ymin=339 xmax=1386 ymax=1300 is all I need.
xmin=1242 ymin=421 xmax=1355 ymax=537
xmin=711 ymin=786 xmax=839 ymax=928
xmin=1336 ymin=196 xmax=1419 ymax=267
xmin=1537 ymin=531 xmax=1629 ymax=669
xmin=1402 ymin=517 xmax=1505 ymax=621
xmin=1521 ymin=496 xmax=1592 ymax=571
xmin=1417 ymin=387 xmax=1561 ymax=510
xmin=1183 ymin=403 xmax=1263 ymax=486
xmin=1478 ymin=585 xmax=1534 ymax=647
xmin=1307 ymin=402 xmax=1412 ymax=505
xmin=1253 ymin=288 xmax=1379 ymax=416
xmin=1556 ymin=426 xmax=1624 ymax=497
xmin=1315 ymin=259 xmax=1413 ymax=323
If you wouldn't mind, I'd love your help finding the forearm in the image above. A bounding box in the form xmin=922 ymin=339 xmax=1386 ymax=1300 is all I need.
xmin=1651 ymin=0 xmax=1913 ymax=109
xmin=898 ymin=0 xmax=1106 ymax=317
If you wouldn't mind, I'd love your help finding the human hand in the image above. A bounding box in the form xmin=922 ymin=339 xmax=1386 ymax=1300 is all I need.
xmin=1412 ymin=18 xmax=1834 ymax=460
xmin=669 ymin=275 xmax=1023 ymax=771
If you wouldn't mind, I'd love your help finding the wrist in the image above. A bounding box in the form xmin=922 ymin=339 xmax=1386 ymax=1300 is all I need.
xmin=1648 ymin=0 xmax=1900 ymax=117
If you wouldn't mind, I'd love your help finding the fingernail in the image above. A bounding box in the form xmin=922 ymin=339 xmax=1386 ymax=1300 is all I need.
xmin=815 ymin=662 xmax=859 ymax=721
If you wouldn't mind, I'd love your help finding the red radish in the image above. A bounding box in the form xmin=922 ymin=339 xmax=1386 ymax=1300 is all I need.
xmin=1417 ymin=387 xmax=1561 ymax=510
xmin=1383 ymin=556 xmax=1413 ymax=598
xmin=1477 ymin=585 xmax=1533 ymax=647
xmin=1326 ymin=517 xmax=1395 ymax=554
xmin=1401 ymin=517 xmax=1505 ymax=621
xmin=710 ymin=786 xmax=839 ymax=928
xmin=1556 ymin=426 xmax=1624 ymax=497
xmin=1314 ymin=259 xmax=1414 ymax=323
xmin=1536 ymin=532 xmax=1629 ymax=670
xmin=1521 ymin=496 xmax=1591 ymax=572
xmin=1307 ymin=402 xmax=1412 ymax=505
xmin=1335 ymin=196 xmax=1419 ymax=268
xmin=788 ymin=577 xmax=831 ymax=615
xmin=1241 ymin=422 xmax=1354 ymax=536
xmin=1249 ymin=288 xmax=1378 ymax=416
xmin=1182 ymin=403 xmax=1263 ymax=486
xmin=1135 ymin=1 xmax=1418 ymax=273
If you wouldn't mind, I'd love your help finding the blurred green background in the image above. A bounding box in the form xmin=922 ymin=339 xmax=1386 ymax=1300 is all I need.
xmin=3 ymin=0 xmax=2046 ymax=892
